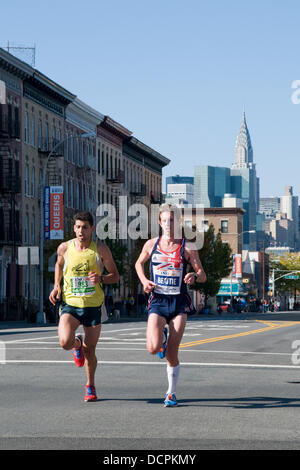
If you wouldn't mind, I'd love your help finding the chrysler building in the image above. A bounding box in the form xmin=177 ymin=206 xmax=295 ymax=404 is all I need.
xmin=232 ymin=110 xmax=254 ymax=170
xmin=231 ymin=110 xmax=259 ymax=250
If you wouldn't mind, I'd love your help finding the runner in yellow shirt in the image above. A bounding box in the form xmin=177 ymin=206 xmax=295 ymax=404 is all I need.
xmin=49 ymin=211 xmax=119 ymax=401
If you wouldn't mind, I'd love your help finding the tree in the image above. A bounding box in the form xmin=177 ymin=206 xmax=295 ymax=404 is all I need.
xmin=270 ymin=252 xmax=300 ymax=299
xmin=190 ymin=224 xmax=232 ymax=304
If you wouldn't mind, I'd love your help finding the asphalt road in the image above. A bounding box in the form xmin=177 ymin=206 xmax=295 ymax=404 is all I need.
xmin=1 ymin=311 xmax=300 ymax=451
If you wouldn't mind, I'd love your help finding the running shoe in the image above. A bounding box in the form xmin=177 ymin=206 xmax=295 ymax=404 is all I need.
xmin=84 ymin=385 xmax=98 ymax=402
xmin=164 ymin=393 xmax=178 ymax=407
xmin=157 ymin=327 xmax=168 ymax=359
xmin=73 ymin=333 xmax=85 ymax=367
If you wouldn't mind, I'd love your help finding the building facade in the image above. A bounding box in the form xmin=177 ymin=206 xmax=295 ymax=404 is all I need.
xmin=0 ymin=47 xmax=170 ymax=320
xmin=0 ymin=50 xmax=24 ymax=318
xmin=194 ymin=165 xmax=231 ymax=207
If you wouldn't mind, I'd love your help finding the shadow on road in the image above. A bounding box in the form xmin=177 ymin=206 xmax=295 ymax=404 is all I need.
xmin=94 ymin=395 xmax=300 ymax=409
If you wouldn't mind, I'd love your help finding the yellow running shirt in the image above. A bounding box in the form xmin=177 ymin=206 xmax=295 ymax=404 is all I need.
xmin=62 ymin=239 xmax=104 ymax=308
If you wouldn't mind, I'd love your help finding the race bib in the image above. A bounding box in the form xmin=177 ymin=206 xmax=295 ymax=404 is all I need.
xmin=70 ymin=276 xmax=95 ymax=296
xmin=153 ymin=269 xmax=182 ymax=295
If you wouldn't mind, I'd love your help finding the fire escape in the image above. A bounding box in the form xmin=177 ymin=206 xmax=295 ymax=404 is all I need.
xmin=38 ymin=137 xmax=64 ymax=186
xmin=0 ymin=104 xmax=22 ymax=318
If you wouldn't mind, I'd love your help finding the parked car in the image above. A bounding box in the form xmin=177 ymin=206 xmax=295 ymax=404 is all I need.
xmin=217 ymin=302 xmax=231 ymax=313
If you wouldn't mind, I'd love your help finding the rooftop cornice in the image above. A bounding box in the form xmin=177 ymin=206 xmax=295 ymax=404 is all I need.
xmin=0 ymin=47 xmax=76 ymax=105
xmin=127 ymin=136 xmax=170 ymax=166
xmin=98 ymin=115 xmax=132 ymax=140
xmin=0 ymin=47 xmax=33 ymax=79
xmin=69 ymin=97 xmax=105 ymax=122
xmin=30 ymin=70 xmax=76 ymax=104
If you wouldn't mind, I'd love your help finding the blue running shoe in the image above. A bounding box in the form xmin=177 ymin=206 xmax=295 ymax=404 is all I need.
xmin=164 ymin=393 xmax=178 ymax=407
xmin=157 ymin=327 xmax=168 ymax=359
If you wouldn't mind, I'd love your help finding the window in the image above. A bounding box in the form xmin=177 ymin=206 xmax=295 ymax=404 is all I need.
xmin=202 ymin=219 xmax=209 ymax=231
xmin=221 ymin=220 xmax=228 ymax=233
xmin=45 ymin=123 xmax=49 ymax=150
xmin=25 ymin=164 xmax=29 ymax=196
xmin=65 ymin=177 xmax=69 ymax=207
xmin=82 ymin=183 xmax=85 ymax=208
xmin=14 ymin=106 xmax=20 ymax=138
xmin=25 ymin=213 xmax=29 ymax=244
xmin=68 ymin=179 xmax=71 ymax=207
xmin=65 ymin=133 xmax=69 ymax=161
xmin=70 ymin=138 xmax=74 ymax=163
xmin=31 ymin=213 xmax=35 ymax=244
xmin=24 ymin=111 xmax=29 ymax=143
xmin=76 ymin=184 xmax=79 ymax=209
xmin=81 ymin=141 xmax=85 ymax=167
xmin=30 ymin=114 xmax=35 ymax=146
xmin=70 ymin=179 xmax=74 ymax=208
xmin=101 ymin=150 xmax=105 ymax=175
xmin=52 ymin=126 xmax=56 ymax=148
xmin=31 ymin=167 xmax=35 ymax=197
xmin=39 ymin=169 xmax=43 ymax=191
xmin=38 ymin=119 xmax=42 ymax=149
xmin=76 ymin=137 xmax=79 ymax=165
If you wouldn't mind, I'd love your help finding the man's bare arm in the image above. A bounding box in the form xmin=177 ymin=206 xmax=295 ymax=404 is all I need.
xmin=184 ymin=241 xmax=207 ymax=284
xmin=49 ymin=242 xmax=67 ymax=304
xmin=87 ymin=242 xmax=119 ymax=285
xmin=135 ymin=239 xmax=157 ymax=293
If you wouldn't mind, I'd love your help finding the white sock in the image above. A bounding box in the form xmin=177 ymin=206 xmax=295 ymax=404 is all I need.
xmin=166 ymin=364 xmax=180 ymax=395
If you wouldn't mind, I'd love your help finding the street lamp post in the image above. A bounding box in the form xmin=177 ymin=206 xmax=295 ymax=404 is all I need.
xmin=272 ymin=269 xmax=300 ymax=307
xmin=36 ymin=132 xmax=96 ymax=324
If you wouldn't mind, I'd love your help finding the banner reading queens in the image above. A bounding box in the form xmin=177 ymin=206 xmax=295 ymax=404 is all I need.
xmin=49 ymin=186 xmax=64 ymax=240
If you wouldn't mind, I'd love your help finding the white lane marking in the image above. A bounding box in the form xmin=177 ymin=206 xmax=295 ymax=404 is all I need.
xmin=3 ymin=327 xmax=147 ymax=344
xmin=3 ymin=347 xmax=295 ymax=357
xmin=4 ymin=347 xmax=147 ymax=351
xmin=2 ymin=360 xmax=300 ymax=369
xmin=4 ymin=336 xmax=60 ymax=344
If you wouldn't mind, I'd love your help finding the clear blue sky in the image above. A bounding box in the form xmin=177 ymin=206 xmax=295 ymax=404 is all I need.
xmin=2 ymin=0 xmax=300 ymax=197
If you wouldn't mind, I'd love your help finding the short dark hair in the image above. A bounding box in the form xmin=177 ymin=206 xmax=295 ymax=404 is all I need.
xmin=73 ymin=211 xmax=94 ymax=226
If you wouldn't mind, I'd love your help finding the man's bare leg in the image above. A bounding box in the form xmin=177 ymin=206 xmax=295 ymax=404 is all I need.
xmin=146 ymin=313 xmax=167 ymax=355
xmin=83 ymin=324 xmax=102 ymax=387
xmin=58 ymin=313 xmax=81 ymax=350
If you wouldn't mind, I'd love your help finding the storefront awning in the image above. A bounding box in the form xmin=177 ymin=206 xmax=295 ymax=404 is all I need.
xmin=216 ymin=282 xmax=248 ymax=296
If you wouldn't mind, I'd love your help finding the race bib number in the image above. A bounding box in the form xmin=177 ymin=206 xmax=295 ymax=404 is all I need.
xmin=153 ymin=269 xmax=181 ymax=295
xmin=70 ymin=276 xmax=95 ymax=296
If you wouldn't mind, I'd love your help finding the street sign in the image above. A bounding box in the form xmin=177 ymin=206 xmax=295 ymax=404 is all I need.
xmin=285 ymin=275 xmax=299 ymax=280
xmin=18 ymin=246 xmax=39 ymax=265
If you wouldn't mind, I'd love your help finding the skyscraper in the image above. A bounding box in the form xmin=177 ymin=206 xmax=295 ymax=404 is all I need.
xmin=194 ymin=165 xmax=231 ymax=207
xmin=230 ymin=111 xmax=259 ymax=249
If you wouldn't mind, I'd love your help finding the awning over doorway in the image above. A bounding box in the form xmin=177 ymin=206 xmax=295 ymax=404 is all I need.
xmin=216 ymin=281 xmax=248 ymax=296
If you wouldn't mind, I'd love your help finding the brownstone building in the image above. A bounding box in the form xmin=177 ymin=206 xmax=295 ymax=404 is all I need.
xmin=182 ymin=206 xmax=245 ymax=254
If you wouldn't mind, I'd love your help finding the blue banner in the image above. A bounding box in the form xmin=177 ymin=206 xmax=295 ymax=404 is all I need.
xmin=44 ymin=186 xmax=50 ymax=240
